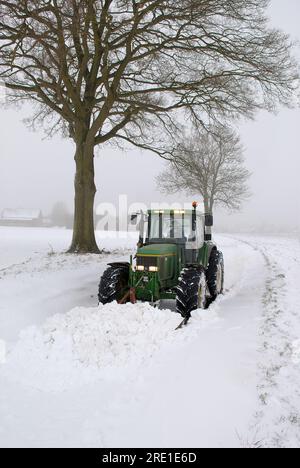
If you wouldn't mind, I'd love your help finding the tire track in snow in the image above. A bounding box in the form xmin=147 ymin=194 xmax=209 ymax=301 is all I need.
xmin=236 ymin=237 xmax=300 ymax=448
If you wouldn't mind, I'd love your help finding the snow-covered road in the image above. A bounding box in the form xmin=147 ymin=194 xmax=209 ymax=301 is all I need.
xmin=0 ymin=227 xmax=299 ymax=448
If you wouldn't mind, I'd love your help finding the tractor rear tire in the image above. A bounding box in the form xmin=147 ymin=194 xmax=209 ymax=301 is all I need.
xmin=176 ymin=267 xmax=208 ymax=318
xmin=98 ymin=265 xmax=129 ymax=305
xmin=206 ymin=250 xmax=224 ymax=299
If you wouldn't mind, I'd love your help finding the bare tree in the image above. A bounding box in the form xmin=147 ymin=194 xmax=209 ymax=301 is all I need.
xmin=51 ymin=201 xmax=73 ymax=228
xmin=157 ymin=126 xmax=251 ymax=214
xmin=0 ymin=1 xmax=298 ymax=252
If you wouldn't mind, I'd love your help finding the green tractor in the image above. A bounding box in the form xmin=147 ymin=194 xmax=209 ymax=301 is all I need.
xmin=98 ymin=203 xmax=224 ymax=326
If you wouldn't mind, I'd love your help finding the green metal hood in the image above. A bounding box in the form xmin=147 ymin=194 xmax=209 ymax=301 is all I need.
xmin=137 ymin=243 xmax=177 ymax=257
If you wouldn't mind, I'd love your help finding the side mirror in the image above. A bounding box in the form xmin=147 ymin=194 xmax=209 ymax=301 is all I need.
xmin=130 ymin=214 xmax=138 ymax=223
xmin=205 ymin=214 xmax=213 ymax=227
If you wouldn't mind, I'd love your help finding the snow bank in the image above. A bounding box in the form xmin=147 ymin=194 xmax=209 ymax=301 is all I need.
xmin=3 ymin=303 xmax=183 ymax=392
xmin=3 ymin=301 xmax=221 ymax=393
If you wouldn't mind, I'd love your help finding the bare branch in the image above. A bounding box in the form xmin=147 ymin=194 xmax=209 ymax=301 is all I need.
xmin=0 ymin=0 xmax=298 ymax=147
xmin=157 ymin=125 xmax=251 ymax=213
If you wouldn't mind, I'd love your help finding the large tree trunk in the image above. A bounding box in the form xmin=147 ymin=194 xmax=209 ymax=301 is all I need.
xmin=68 ymin=136 xmax=100 ymax=254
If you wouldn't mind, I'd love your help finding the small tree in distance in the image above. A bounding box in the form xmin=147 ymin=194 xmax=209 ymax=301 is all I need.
xmin=157 ymin=127 xmax=251 ymax=215
xmin=51 ymin=202 xmax=73 ymax=229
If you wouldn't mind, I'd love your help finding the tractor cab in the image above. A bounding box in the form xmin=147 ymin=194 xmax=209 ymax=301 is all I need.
xmin=145 ymin=210 xmax=204 ymax=247
xmin=134 ymin=207 xmax=212 ymax=264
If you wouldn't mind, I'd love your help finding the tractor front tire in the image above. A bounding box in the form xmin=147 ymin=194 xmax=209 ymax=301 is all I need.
xmin=206 ymin=250 xmax=224 ymax=299
xmin=176 ymin=267 xmax=208 ymax=318
xmin=98 ymin=265 xmax=129 ymax=305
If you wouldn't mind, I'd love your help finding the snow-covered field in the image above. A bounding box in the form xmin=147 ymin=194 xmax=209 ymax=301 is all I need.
xmin=0 ymin=226 xmax=300 ymax=448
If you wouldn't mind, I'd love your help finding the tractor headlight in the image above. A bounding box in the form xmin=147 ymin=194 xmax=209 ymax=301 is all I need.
xmin=149 ymin=266 xmax=158 ymax=272
xmin=136 ymin=265 xmax=145 ymax=272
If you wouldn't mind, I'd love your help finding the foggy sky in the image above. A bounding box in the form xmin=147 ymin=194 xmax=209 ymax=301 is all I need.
xmin=0 ymin=0 xmax=299 ymax=232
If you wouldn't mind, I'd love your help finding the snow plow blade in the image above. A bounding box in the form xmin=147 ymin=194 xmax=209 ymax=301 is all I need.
xmin=175 ymin=316 xmax=190 ymax=330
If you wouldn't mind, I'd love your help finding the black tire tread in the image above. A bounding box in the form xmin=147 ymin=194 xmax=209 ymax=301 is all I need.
xmin=98 ymin=265 xmax=129 ymax=304
xmin=176 ymin=267 xmax=207 ymax=318
xmin=206 ymin=250 xmax=224 ymax=298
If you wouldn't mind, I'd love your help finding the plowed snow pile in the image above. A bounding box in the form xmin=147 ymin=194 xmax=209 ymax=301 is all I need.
xmin=3 ymin=303 xmax=184 ymax=392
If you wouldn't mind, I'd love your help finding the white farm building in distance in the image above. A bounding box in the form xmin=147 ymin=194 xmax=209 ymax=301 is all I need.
xmin=0 ymin=209 xmax=44 ymax=227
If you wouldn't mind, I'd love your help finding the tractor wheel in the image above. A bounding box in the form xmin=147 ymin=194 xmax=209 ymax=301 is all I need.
xmin=98 ymin=265 xmax=129 ymax=305
xmin=176 ymin=267 xmax=208 ymax=318
xmin=206 ymin=250 xmax=224 ymax=299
